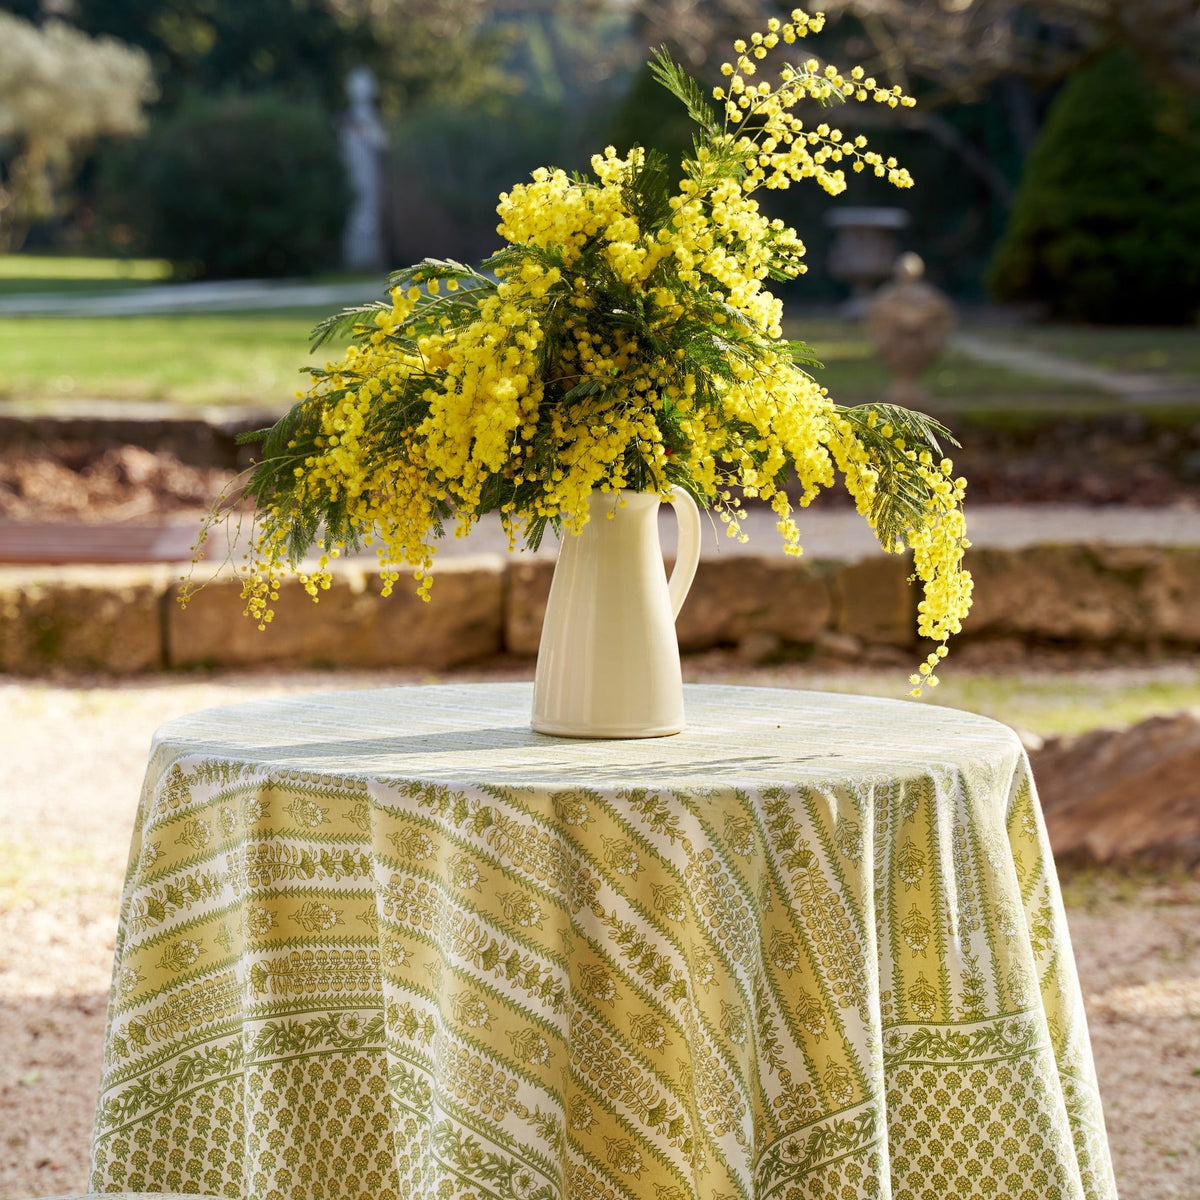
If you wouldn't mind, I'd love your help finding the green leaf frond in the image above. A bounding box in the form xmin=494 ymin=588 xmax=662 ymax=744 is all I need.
xmin=861 ymin=464 xmax=928 ymax=550
xmin=621 ymin=146 xmax=673 ymax=234
xmin=483 ymin=241 xmax=567 ymax=277
xmin=834 ymin=404 xmax=962 ymax=550
xmin=482 ymin=244 xmax=530 ymax=275
xmin=559 ymin=378 xmax=609 ymax=404
xmin=311 ymin=259 xmax=500 ymax=354
xmin=235 ymin=424 xmax=274 ymax=448
xmin=392 ymin=259 xmax=497 ymax=325
xmin=309 ymin=302 xmax=391 ymax=351
xmin=661 ymin=460 xmax=708 ymax=510
xmin=522 ymin=515 xmax=556 ymax=552
xmin=840 ymin=402 xmax=960 ymax=455
xmin=787 ymin=339 xmax=823 ymax=370
xmin=648 ymin=46 xmax=722 ymax=141
xmin=388 ymin=257 xmax=495 ymax=289
xmin=237 ymin=414 xmax=321 ymax=506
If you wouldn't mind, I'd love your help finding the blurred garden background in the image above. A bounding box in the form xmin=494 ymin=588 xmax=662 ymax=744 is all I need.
xmin=2 ymin=0 xmax=1200 ymax=501
xmin=2 ymin=0 xmax=1200 ymax=320
xmin=2 ymin=2 xmax=1200 ymax=1198
xmin=1 ymin=0 xmax=1200 ymax=515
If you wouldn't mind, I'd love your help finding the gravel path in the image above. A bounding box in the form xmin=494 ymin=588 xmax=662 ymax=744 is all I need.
xmin=951 ymin=332 xmax=1200 ymax=404
xmin=0 ymin=279 xmax=380 ymax=318
xmin=2 ymin=666 xmax=1198 ymax=1200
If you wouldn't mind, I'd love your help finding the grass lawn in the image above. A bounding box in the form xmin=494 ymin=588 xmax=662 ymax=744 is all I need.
xmin=990 ymin=324 xmax=1200 ymax=381
xmin=0 ymin=253 xmax=173 ymax=295
xmin=1 ymin=309 xmax=1115 ymax=410
xmin=688 ymin=657 xmax=1200 ymax=740
xmin=919 ymin=665 xmax=1200 ymax=737
xmin=788 ymin=318 xmax=1112 ymax=409
xmin=0 ymin=254 xmax=365 ymax=408
xmin=0 ymin=256 xmax=1137 ymax=409
xmin=0 ymin=254 xmax=172 ymax=279
xmin=0 ymin=311 xmax=346 ymax=408
xmin=2 ymin=254 xmax=1194 ymax=407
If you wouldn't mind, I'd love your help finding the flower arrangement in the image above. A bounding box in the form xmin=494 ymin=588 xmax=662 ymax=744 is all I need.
xmin=206 ymin=10 xmax=972 ymax=693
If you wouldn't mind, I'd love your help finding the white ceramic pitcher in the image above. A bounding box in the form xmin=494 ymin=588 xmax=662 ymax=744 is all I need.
xmin=531 ymin=487 xmax=702 ymax=738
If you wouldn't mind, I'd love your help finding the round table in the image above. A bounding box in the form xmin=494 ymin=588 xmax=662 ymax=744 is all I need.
xmin=89 ymin=684 xmax=1117 ymax=1200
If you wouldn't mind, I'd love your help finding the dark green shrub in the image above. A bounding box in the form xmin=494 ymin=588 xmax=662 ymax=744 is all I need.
xmin=131 ymin=93 xmax=350 ymax=278
xmin=988 ymin=50 xmax=1200 ymax=324
xmin=607 ymin=61 xmax=701 ymax=189
xmin=386 ymin=97 xmax=592 ymax=267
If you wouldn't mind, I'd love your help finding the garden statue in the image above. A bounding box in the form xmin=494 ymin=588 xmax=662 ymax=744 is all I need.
xmin=339 ymin=66 xmax=386 ymax=271
xmin=825 ymin=205 xmax=909 ymax=313
xmin=863 ymin=252 xmax=956 ymax=406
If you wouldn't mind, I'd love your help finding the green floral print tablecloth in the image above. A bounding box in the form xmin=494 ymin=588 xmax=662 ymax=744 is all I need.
xmin=90 ymin=683 xmax=1117 ymax=1200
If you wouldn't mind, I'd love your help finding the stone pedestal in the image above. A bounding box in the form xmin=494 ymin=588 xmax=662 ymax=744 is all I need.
xmin=825 ymin=206 xmax=910 ymax=313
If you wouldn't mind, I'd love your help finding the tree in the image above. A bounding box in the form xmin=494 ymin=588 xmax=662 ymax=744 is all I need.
xmin=62 ymin=0 xmax=518 ymax=118
xmin=327 ymin=0 xmax=511 ymax=115
xmin=328 ymin=0 xmax=637 ymax=117
xmin=628 ymin=0 xmax=1200 ymax=101
xmin=987 ymin=48 xmax=1200 ymax=323
xmin=484 ymin=0 xmax=643 ymax=108
xmin=0 ymin=11 xmax=155 ymax=250
xmin=626 ymin=0 xmax=1200 ymax=286
xmin=66 ymin=0 xmax=366 ymax=110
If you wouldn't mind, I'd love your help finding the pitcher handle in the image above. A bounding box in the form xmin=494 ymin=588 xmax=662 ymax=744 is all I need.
xmin=665 ymin=486 xmax=702 ymax=620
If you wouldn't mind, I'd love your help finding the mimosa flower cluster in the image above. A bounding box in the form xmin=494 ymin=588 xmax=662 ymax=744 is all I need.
xmin=207 ymin=11 xmax=971 ymax=693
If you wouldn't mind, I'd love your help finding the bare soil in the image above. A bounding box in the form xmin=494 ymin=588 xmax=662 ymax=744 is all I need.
xmin=1 ymin=667 xmax=1198 ymax=1200
xmin=0 ymin=443 xmax=229 ymax=524
xmin=949 ymin=418 xmax=1200 ymax=508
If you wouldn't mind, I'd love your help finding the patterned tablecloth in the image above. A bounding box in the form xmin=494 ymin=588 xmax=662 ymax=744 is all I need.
xmin=90 ymin=683 xmax=1117 ymax=1200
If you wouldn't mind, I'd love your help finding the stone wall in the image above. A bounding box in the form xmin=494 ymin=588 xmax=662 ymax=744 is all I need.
xmin=3 ymin=542 xmax=1200 ymax=675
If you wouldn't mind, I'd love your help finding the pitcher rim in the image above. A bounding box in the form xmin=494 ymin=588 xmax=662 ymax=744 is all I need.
xmin=586 ymin=488 xmax=666 ymax=513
